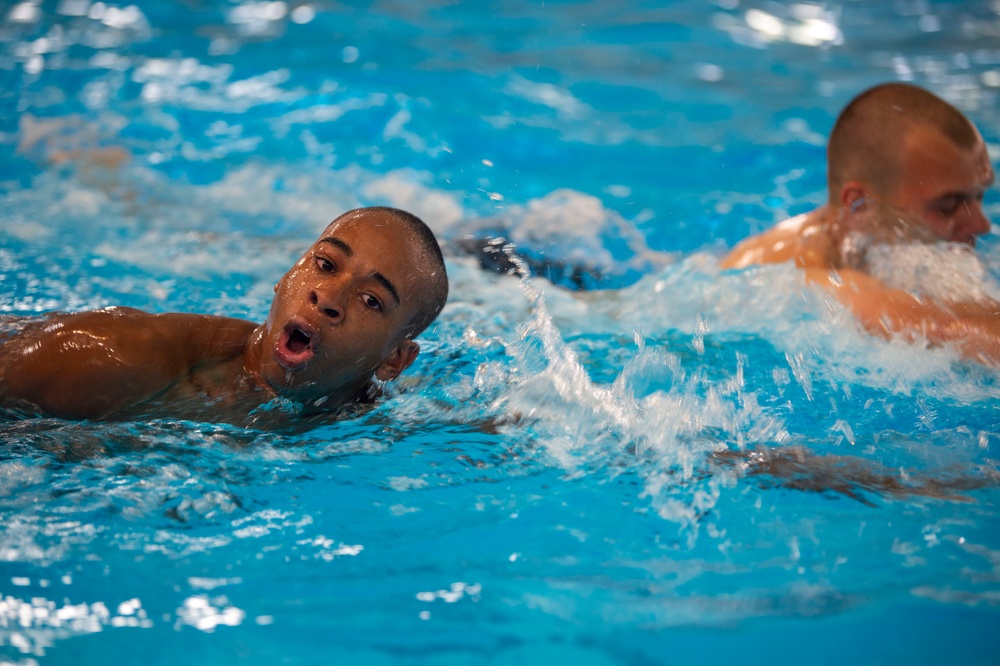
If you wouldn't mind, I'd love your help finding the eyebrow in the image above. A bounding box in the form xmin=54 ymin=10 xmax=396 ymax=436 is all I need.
xmin=319 ymin=237 xmax=352 ymax=256
xmin=373 ymin=273 xmax=400 ymax=305
xmin=318 ymin=236 xmax=400 ymax=305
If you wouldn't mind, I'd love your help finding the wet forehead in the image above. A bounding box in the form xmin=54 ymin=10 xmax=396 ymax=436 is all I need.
xmin=898 ymin=125 xmax=994 ymax=194
xmin=318 ymin=212 xmax=426 ymax=296
xmin=324 ymin=208 xmax=407 ymax=234
xmin=322 ymin=211 xmax=415 ymax=253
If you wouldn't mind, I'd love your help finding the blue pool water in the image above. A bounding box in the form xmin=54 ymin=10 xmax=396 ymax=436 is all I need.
xmin=2 ymin=1 xmax=1000 ymax=663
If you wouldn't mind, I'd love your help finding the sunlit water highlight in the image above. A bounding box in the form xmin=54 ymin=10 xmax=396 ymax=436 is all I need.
xmin=2 ymin=1 xmax=1000 ymax=664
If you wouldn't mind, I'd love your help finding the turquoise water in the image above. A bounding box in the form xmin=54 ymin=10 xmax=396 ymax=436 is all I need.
xmin=2 ymin=1 xmax=1000 ymax=664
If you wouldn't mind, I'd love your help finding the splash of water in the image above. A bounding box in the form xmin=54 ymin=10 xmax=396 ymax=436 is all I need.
xmin=468 ymin=257 xmax=789 ymax=538
xmin=863 ymin=241 xmax=1000 ymax=304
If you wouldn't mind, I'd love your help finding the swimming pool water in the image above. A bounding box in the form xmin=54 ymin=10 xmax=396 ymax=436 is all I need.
xmin=2 ymin=1 xmax=1000 ymax=664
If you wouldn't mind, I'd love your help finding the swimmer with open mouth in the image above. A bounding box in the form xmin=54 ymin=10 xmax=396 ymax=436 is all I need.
xmin=0 ymin=207 xmax=448 ymax=427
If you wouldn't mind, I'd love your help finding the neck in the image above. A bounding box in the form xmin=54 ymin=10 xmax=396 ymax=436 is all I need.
xmin=240 ymin=326 xmax=276 ymax=395
xmin=298 ymin=379 xmax=381 ymax=417
xmin=817 ymin=205 xmax=843 ymax=241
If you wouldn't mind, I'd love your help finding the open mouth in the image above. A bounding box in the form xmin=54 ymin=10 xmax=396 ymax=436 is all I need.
xmin=287 ymin=328 xmax=311 ymax=354
xmin=274 ymin=320 xmax=317 ymax=370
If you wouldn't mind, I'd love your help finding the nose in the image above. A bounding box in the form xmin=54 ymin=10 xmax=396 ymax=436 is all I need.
xmin=310 ymin=288 xmax=344 ymax=323
xmin=958 ymin=200 xmax=991 ymax=244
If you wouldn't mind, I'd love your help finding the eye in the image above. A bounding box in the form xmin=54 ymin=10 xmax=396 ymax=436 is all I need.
xmin=361 ymin=293 xmax=383 ymax=311
xmin=931 ymin=197 xmax=959 ymax=217
xmin=316 ymin=256 xmax=335 ymax=272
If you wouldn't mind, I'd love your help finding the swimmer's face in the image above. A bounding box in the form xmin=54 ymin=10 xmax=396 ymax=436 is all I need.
xmin=884 ymin=125 xmax=994 ymax=246
xmin=258 ymin=210 xmax=426 ymax=402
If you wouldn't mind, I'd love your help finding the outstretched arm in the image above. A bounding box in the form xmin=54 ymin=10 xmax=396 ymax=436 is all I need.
xmin=713 ymin=446 xmax=995 ymax=505
xmin=804 ymin=267 xmax=1000 ymax=366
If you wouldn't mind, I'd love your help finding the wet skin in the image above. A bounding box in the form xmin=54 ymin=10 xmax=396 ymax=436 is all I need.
xmin=886 ymin=124 xmax=994 ymax=246
xmin=722 ymin=125 xmax=995 ymax=270
xmin=0 ymin=210 xmax=426 ymax=427
xmin=720 ymin=124 xmax=1000 ymax=366
xmin=246 ymin=210 xmax=424 ymax=405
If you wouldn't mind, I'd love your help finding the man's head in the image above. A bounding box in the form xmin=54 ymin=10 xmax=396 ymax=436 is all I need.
xmin=257 ymin=206 xmax=448 ymax=404
xmin=827 ymin=82 xmax=994 ymax=246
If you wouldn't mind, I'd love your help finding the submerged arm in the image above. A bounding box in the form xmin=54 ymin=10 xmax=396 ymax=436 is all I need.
xmin=804 ymin=267 xmax=1000 ymax=366
xmin=713 ymin=446 xmax=996 ymax=505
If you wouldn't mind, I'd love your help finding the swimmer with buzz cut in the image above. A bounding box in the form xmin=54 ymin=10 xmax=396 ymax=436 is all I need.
xmin=722 ymin=82 xmax=1000 ymax=366
xmin=0 ymin=207 xmax=449 ymax=428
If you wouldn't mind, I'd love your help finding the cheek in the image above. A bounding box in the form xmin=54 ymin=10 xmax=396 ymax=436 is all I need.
xmin=263 ymin=292 xmax=289 ymax=329
xmin=918 ymin=212 xmax=955 ymax=240
xmin=270 ymin=274 xmax=307 ymax=311
xmin=317 ymin=336 xmax=381 ymax=368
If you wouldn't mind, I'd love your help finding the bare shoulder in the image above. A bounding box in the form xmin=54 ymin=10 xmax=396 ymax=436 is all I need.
xmin=113 ymin=309 xmax=254 ymax=359
xmin=721 ymin=210 xmax=835 ymax=269
xmin=0 ymin=308 xmax=255 ymax=419
xmin=4 ymin=309 xmax=247 ymax=361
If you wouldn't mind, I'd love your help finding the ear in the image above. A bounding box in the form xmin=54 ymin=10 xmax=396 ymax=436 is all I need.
xmin=375 ymin=340 xmax=419 ymax=382
xmin=838 ymin=181 xmax=870 ymax=216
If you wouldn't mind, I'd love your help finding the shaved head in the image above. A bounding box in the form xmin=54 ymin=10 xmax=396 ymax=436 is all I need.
xmin=826 ymin=82 xmax=981 ymax=204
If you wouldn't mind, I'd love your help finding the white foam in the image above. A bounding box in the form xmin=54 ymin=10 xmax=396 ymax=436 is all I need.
xmin=464 ymin=272 xmax=788 ymax=533
xmin=864 ymin=241 xmax=1000 ymax=304
xmin=532 ymin=254 xmax=1000 ymax=401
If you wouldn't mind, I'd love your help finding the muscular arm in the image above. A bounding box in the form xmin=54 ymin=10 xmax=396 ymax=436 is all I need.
xmin=0 ymin=308 xmax=254 ymax=419
xmin=804 ymin=267 xmax=1000 ymax=366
